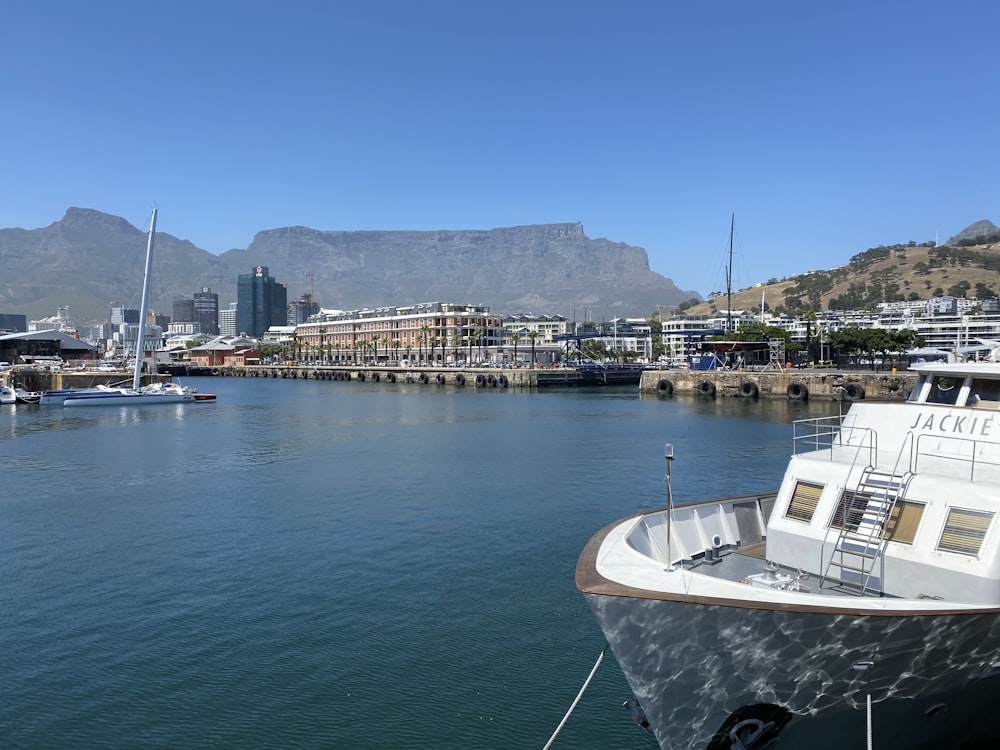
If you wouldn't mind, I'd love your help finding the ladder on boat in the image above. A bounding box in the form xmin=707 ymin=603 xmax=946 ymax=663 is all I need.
xmin=821 ymin=467 xmax=912 ymax=596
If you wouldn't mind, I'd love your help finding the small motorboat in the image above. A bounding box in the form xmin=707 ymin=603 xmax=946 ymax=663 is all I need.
xmin=14 ymin=387 xmax=42 ymax=404
xmin=0 ymin=384 xmax=15 ymax=405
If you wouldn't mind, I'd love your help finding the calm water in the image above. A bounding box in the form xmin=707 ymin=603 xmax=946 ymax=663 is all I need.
xmin=0 ymin=378 xmax=841 ymax=749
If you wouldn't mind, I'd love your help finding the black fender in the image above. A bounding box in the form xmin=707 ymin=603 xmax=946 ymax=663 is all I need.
xmin=786 ymin=381 xmax=809 ymax=400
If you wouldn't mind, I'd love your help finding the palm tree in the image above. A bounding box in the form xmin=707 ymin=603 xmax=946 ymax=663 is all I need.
xmin=450 ymin=334 xmax=462 ymax=364
xmin=474 ymin=327 xmax=485 ymax=363
xmin=508 ymin=332 xmax=521 ymax=365
xmin=528 ymin=330 xmax=539 ymax=367
xmin=392 ymin=339 xmax=401 ymax=363
xmin=803 ymin=309 xmax=817 ymax=364
xmin=420 ymin=325 xmax=431 ymax=365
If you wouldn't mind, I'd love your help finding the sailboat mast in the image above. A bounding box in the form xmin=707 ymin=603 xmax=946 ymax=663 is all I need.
xmin=133 ymin=209 xmax=157 ymax=390
xmin=726 ymin=213 xmax=734 ymax=333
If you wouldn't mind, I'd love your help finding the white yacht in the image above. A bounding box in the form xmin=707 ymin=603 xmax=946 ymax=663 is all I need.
xmin=577 ymin=362 xmax=1000 ymax=750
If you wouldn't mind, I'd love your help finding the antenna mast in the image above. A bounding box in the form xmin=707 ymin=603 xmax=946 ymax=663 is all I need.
xmin=726 ymin=213 xmax=734 ymax=333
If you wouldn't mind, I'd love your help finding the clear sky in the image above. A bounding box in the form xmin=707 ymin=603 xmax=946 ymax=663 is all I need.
xmin=2 ymin=1 xmax=997 ymax=299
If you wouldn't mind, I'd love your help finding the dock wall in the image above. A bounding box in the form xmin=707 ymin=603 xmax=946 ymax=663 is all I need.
xmin=201 ymin=365 xmax=917 ymax=400
xmin=639 ymin=368 xmax=916 ymax=401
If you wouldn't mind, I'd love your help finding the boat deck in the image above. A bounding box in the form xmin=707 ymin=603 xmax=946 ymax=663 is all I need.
xmin=671 ymin=541 xmax=869 ymax=599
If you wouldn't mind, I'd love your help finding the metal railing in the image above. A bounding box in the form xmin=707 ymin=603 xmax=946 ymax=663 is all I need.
xmin=793 ymin=414 xmax=878 ymax=467
xmin=914 ymin=433 xmax=1000 ymax=482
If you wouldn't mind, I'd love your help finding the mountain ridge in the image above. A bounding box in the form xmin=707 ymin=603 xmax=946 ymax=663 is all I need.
xmin=0 ymin=209 xmax=699 ymax=323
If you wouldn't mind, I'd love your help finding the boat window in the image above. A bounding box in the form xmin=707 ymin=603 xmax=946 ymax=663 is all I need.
xmin=785 ymin=481 xmax=823 ymax=522
xmin=925 ymin=376 xmax=962 ymax=405
xmin=830 ymin=489 xmax=869 ymax=532
xmin=937 ymin=508 xmax=993 ymax=556
xmin=883 ymin=500 xmax=925 ymax=545
xmin=968 ymin=378 xmax=1000 ymax=409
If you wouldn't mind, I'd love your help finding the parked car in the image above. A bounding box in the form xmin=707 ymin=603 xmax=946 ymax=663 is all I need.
xmin=0 ymin=361 xmax=12 ymax=371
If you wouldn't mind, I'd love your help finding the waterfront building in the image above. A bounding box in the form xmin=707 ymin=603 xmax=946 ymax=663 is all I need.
xmin=502 ymin=314 xmax=571 ymax=346
xmin=295 ymin=302 xmax=503 ymax=365
xmin=0 ymin=329 xmax=97 ymax=364
xmin=236 ymin=266 xmax=287 ymax=338
xmin=187 ymin=339 xmax=260 ymax=369
xmin=593 ymin=318 xmax=653 ymax=360
xmin=659 ymin=317 xmax=724 ymax=363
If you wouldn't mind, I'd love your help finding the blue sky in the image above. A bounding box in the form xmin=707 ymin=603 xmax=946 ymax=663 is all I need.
xmin=2 ymin=1 xmax=997 ymax=300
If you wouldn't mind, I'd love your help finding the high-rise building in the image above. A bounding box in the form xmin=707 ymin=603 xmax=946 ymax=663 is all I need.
xmin=172 ymin=287 xmax=219 ymax=335
xmin=110 ymin=304 xmax=139 ymax=325
xmin=172 ymin=298 xmax=195 ymax=325
xmin=287 ymin=293 xmax=320 ymax=325
xmin=106 ymin=304 xmax=140 ymax=341
xmin=194 ymin=287 xmax=220 ymax=335
xmin=219 ymin=303 xmax=238 ymax=337
xmin=236 ymin=266 xmax=287 ymax=338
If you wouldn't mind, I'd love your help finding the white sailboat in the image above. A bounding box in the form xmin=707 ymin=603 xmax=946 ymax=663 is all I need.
xmin=64 ymin=209 xmax=194 ymax=407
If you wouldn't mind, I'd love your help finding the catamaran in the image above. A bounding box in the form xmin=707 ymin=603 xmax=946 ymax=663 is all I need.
xmin=62 ymin=209 xmax=200 ymax=407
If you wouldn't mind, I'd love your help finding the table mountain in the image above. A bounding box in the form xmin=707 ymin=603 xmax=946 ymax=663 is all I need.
xmin=0 ymin=208 xmax=699 ymax=323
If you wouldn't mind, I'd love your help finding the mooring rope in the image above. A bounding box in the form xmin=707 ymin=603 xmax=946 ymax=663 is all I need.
xmin=541 ymin=644 xmax=609 ymax=750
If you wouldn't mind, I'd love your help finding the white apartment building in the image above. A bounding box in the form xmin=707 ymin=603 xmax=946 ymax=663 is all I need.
xmin=503 ymin=314 xmax=571 ymax=345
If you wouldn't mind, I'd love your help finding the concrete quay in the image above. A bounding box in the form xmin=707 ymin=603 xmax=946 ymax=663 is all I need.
xmin=214 ymin=364 xmax=644 ymax=388
xmin=176 ymin=364 xmax=916 ymax=400
xmin=221 ymin=365 xmax=529 ymax=387
xmin=639 ymin=368 xmax=917 ymax=401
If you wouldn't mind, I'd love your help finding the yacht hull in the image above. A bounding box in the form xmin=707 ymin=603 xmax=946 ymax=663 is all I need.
xmin=62 ymin=392 xmax=194 ymax=407
xmin=584 ymin=591 xmax=1000 ymax=750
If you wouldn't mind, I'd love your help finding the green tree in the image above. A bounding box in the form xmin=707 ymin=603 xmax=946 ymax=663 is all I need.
xmin=947 ymin=280 xmax=971 ymax=298
xmin=975 ymin=282 xmax=997 ymax=299
xmin=260 ymin=343 xmax=283 ymax=363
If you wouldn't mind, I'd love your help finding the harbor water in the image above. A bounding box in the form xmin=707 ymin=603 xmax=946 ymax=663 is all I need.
xmin=1 ymin=378 xmax=842 ymax=749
